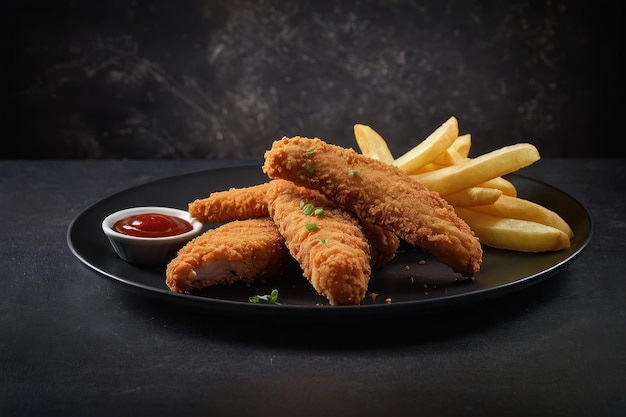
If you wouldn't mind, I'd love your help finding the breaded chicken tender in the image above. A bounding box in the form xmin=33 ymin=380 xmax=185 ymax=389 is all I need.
xmin=166 ymin=218 xmax=289 ymax=293
xmin=358 ymin=219 xmax=400 ymax=269
xmin=266 ymin=179 xmax=372 ymax=306
xmin=263 ymin=136 xmax=483 ymax=277
xmin=189 ymin=181 xmax=399 ymax=269
xmin=188 ymin=182 xmax=271 ymax=223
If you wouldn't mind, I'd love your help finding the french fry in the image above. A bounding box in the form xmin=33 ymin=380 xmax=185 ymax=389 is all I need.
xmin=477 ymin=176 xmax=517 ymax=197
xmin=470 ymin=194 xmax=574 ymax=238
xmin=434 ymin=134 xmax=472 ymax=165
xmin=433 ymin=147 xmax=469 ymax=166
xmin=410 ymin=162 xmax=447 ymax=174
xmin=450 ymin=133 xmax=472 ymax=157
xmin=455 ymin=207 xmax=571 ymax=252
xmin=353 ymin=124 xmax=395 ymax=164
xmin=410 ymin=143 xmax=540 ymax=196
xmin=351 ymin=116 xmax=573 ymax=252
xmin=442 ymin=187 xmax=503 ymax=207
xmin=393 ymin=116 xmax=459 ymax=174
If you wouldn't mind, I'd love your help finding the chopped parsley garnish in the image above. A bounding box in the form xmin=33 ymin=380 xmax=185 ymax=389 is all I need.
xmin=306 ymin=164 xmax=315 ymax=173
xmin=302 ymin=203 xmax=315 ymax=215
xmin=305 ymin=149 xmax=315 ymax=157
xmin=349 ymin=169 xmax=361 ymax=176
xmin=301 ymin=202 xmax=324 ymax=216
xmin=305 ymin=223 xmax=317 ymax=231
xmin=320 ymin=238 xmax=327 ymax=244
xmin=249 ymin=289 xmax=280 ymax=304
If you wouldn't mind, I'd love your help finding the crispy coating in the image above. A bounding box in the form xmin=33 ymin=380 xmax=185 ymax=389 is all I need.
xmin=359 ymin=220 xmax=400 ymax=268
xmin=165 ymin=218 xmax=288 ymax=293
xmin=190 ymin=181 xmax=399 ymax=269
xmin=266 ymin=179 xmax=371 ymax=306
xmin=262 ymin=136 xmax=483 ymax=277
xmin=188 ymin=182 xmax=271 ymax=223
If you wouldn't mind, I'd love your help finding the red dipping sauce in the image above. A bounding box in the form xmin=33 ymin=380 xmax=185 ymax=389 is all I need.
xmin=113 ymin=212 xmax=194 ymax=238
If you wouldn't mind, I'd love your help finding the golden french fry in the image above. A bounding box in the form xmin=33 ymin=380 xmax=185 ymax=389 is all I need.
xmin=411 ymin=143 xmax=540 ymax=196
xmin=434 ymin=147 xmax=469 ymax=166
xmin=353 ymin=124 xmax=395 ymax=164
xmin=442 ymin=187 xmax=503 ymax=207
xmin=393 ymin=116 xmax=459 ymax=174
xmin=455 ymin=207 xmax=571 ymax=252
xmin=410 ymin=162 xmax=447 ymax=174
xmin=450 ymin=133 xmax=472 ymax=157
xmin=351 ymin=115 xmax=572 ymax=253
xmin=477 ymin=176 xmax=517 ymax=197
xmin=434 ymin=134 xmax=472 ymax=165
xmin=470 ymin=194 xmax=574 ymax=238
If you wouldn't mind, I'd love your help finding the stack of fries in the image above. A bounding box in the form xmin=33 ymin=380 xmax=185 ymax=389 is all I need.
xmin=354 ymin=116 xmax=573 ymax=252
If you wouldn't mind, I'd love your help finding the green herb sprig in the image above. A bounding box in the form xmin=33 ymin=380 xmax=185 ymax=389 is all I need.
xmin=249 ymin=289 xmax=280 ymax=304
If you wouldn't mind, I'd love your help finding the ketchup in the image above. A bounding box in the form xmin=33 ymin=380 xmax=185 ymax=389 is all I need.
xmin=113 ymin=212 xmax=194 ymax=237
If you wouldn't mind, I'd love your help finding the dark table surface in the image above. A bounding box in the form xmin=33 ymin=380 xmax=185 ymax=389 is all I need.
xmin=2 ymin=158 xmax=625 ymax=417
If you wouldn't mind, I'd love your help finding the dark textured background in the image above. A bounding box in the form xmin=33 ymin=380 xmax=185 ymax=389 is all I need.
xmin=5 ymin=0 xmax=621 ymax=159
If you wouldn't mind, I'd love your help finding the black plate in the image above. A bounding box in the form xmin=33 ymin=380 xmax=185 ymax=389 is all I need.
xmin=67 ymin=164 xmax=593 ymax=321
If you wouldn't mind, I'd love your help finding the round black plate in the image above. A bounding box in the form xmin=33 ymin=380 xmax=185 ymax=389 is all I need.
xmin=67 ymin=164 xmax=593 ymax=321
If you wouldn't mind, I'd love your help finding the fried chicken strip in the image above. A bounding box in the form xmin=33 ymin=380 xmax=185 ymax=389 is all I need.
xmin=166 ymin=218 xmax=289 ymax=293
xmin=266 ymin=179 xmax=372 ymax=305
xmin=262 ymin=136 xmax=483 ymax=277
xmin=188 ymin=181 xmax=399 ymax=269
xmin=188 ymin=182 xmax=271 ymax=223
xmin=358 ymin=219 xmax=400 ymax=269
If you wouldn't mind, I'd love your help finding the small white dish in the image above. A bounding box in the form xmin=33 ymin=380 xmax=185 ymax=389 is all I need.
xmin=102 ymin=206 xmax=204 ymax=265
